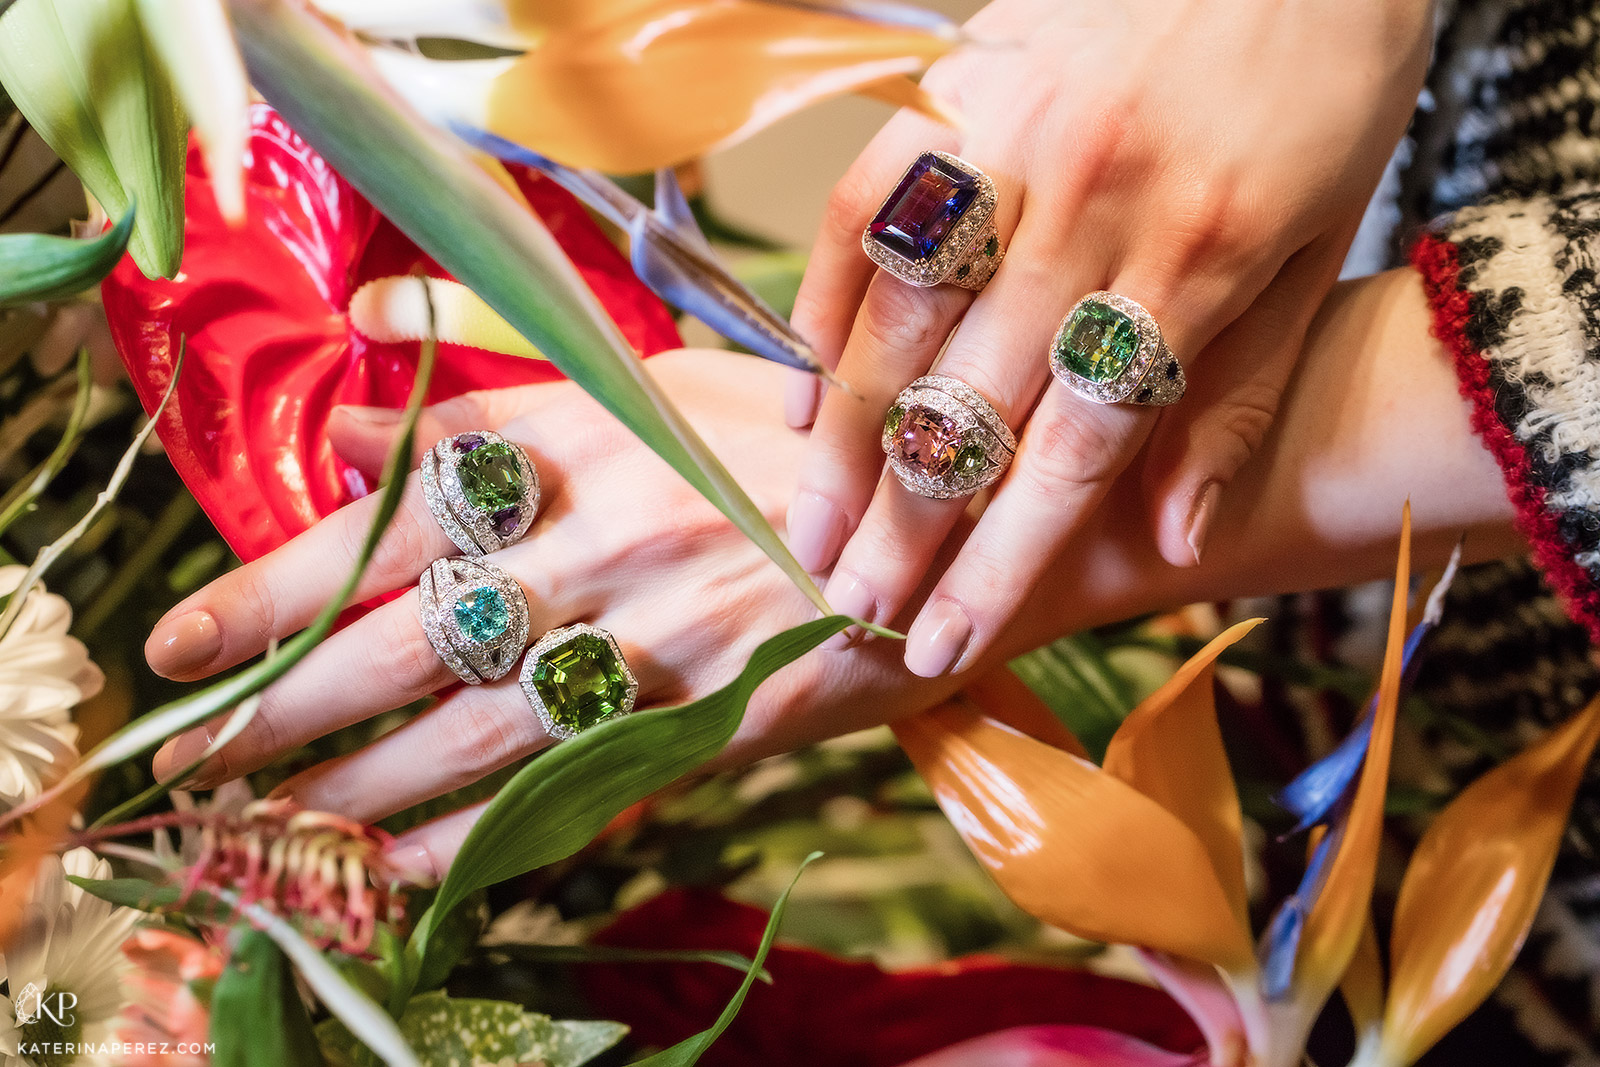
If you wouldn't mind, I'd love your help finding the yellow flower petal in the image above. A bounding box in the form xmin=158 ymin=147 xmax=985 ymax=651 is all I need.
xmin=1377 ymin=689 xmax=1600 ymax=1067
xmin=894 ymin=700 xmax=1255 ymax=972
xmin=1102 ymin=618 xmax=1262 ymax=931
xmin=349 ymin=276 xmax=545 ymax=359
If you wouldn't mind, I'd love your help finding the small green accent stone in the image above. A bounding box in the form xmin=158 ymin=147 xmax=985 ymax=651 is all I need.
xmin=984 ymin=235 xmax=999 ymax=257
xmin=885 ymin=404 xmax=906 ymax=435
xmin=955 ymin=263 xmax=971 ymax=280
xmin=1054 ymin=300 xmax=1138 ymax=384
xmin=530 ymin=633 xmax=632 ymax=734
xmin=458 ymin=442 xmax=526 ymax=511
xmin=954 ymin=443 xmax=986 ymax=476
xmin=453 ymin=586 xmax=510 ymax=642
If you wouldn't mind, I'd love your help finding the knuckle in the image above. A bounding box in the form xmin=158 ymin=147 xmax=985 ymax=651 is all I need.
xmin=447 ymin=697 xmax=539 ymax=775
xmin=426 ymin=392 xmax=490 ymax=433
xmin=859 ymin=280 xmax=952 ymax=357
xmin=368 ymin=492 xmax=434 ymax=582
xmin=383 ymin=610 xmax=450 ymax=695
xmin=1213 ymin=384 xmax=1282 ymax=461
xmin=227 ymin=567 xmax=280 ymax=645
xmin=1022 ymin=411 xmax=1128 ymax=492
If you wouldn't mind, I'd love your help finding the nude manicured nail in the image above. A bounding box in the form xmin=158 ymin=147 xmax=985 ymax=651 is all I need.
xmin=787 ymin=491 xmax=847 ymax=573
xmin=152 ymin=728 xmax=213 ymax=787
xmin=145 ymin=610 xmax=222 ymax=678
xmin=386 ymin=842 xmax=439 ymax=885
xmin=1186 ymin=481 xmax=1222 ymax=566
xmin=784 ymin=370 xmax=825 ymax=428
xmin=904 ymin=599 xmax=972 ymax=678
xmin=822 ymin=571 xmax=876 ymax=650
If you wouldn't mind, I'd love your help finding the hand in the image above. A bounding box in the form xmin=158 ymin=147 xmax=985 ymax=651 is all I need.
xmin=784 ymin=0 xmax=1434 ymax=678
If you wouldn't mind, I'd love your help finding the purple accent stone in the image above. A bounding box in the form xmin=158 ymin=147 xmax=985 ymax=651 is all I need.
xmin=868 ymin=153 xmax=980 ymax=261
xmin=490 ymin=506 xmax=521 ymax=538
xmin=453 ymin=433 xmax=487 ymax=453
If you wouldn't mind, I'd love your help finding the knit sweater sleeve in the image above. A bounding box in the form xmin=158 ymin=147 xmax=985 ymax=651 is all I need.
xmin=1411 ymin=188 xmax=1600 ymax=642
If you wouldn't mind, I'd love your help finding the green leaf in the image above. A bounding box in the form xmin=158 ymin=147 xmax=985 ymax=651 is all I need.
xmin=0 ymin=208 xmax=132 ymax=308
xmin=0 ymin=348 xmax=92 ymax=537
xmin=318 ymin=992 xmax=625 ymax=1067
xmin=483 ymin=942 xmax=767 ymax=982
xmin=408 ymin=615 xmax=853 ymax=982
xmin=212 ymin=929 xmax=328 ymax=1067
xmin=0 ymin=0 xmax=185 ymax=277
xmin=227 ymin=0 xmax=826 ymax=613
xmin=69 ymin=873 xmax=182 ymax=910
xmin=633 ymin=853 xmax=819 ymax=1066
xmin=1009 ymin=632 xmax=1136 ymax=762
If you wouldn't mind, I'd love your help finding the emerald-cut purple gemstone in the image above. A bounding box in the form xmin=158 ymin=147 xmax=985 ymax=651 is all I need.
xmin=869 ymin=153 xmax=979 ymax=261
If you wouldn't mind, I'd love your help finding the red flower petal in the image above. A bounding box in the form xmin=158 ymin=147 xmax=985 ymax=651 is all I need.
xmin=578 ymin=888 xmax=1205 ymax=1067
xmin=102 ymin=104 xmax=680 ymax=561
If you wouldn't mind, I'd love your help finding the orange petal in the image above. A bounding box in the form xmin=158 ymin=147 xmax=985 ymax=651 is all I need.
xmin=962 ymin=665 xmax=1089 ymax=758
xmin=1340 ymin=913 xmax=1384 ymax=1037
xmin=894 ymin=701 xmax=1255 ymax=973
xmin=1287 ymin=505 xmax=1412 ymax=1028
xmin=1102 ymin=618 xmax=1262 ymax=930
xmin=0 ymin=779 xmax=85 ymax=950
xmin=1376 ymin=689 xmax=1600 ymax=1066
xmin=484 ymin=0 xmax=956 ymax=171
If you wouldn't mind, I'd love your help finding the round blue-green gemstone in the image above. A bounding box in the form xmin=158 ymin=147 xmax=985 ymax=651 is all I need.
xmin=453 ymin=586 xmax=510 ymax=642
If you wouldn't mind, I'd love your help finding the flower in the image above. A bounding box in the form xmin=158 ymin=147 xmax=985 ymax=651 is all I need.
xmin=0 ymin=848 xmax=139 ymax=1067
xmin=114 ymin=929 xmax=225 ymax=1067
xmin=0 ymin=567 xmax=100 ymax=807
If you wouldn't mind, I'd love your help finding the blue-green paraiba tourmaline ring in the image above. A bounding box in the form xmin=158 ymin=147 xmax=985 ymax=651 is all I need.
xmin=420 ymin=431 xmax=540 ymax=556
xmin=419 ymin=557 xmax=531 ymax=684
xmin=1049 ymin=291 xmax=1186 ymax=406
xmin=519 ymin=624 xmax=639 ymax=741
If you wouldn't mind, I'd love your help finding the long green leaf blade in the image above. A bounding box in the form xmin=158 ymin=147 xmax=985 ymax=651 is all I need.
xmin=410 ymin=615 xmax=852 ymax=977
xmin=227 ymin=0 xmax=825 ymax=612
xmin=0 ymin=208 xmax=132 ymax=307
xmin=211 ymin=929 xmax=328 ymax=1067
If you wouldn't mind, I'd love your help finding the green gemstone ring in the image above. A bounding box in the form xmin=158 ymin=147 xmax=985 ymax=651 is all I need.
xmin=1049 ymin=292 xmax=1186 ymax=406
xmin=882 ymin=375 xmax=1016 ymax=500
xmin=419 ymin=557 xmax=530 ymax=684
xmin=520 ymin=624 xmax=639 ymax=740
xmin=421 ymin=431 xmax=541 ymax=556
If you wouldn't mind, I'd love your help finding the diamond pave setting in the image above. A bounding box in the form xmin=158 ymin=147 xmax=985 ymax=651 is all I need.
xmin=420 ymin=557 xmax=530 ymax=685
xmin=882 ymin=375 xmax=1017 ymax=500
xmin=1048 ymin=291 xmax=1186 ymax=406
xmin=421 ymin=431 xmax=540 ymax=556
xmin=519 ymin=624 xmax=639 ymax=741
xmin=862 ymin=151 xmax=1002 ymax=290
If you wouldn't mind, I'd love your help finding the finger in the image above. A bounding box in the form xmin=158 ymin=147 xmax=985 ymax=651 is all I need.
xmin=821 ymin=223 xmax=1071 ymax=641
xmin=271 ymin=631 xmax=667 ymax=821
xmin=387 ymin=800 xmax=489 ymax=885
xmin=327 ymin=388 xmax=536 ymax=479
xmin=1143 ymin=233 xmax=1349 ymax=567
xmin=145 ymin=393 xmax=550 ymax=682
xmin=788 ymin=153 xmax=1024 ymax=574
xmin=786 ymin=112 xmax=953 ymax=429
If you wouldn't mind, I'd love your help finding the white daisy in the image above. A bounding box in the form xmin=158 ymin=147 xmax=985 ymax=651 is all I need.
xmin=0 ymin=849 xmax=139 ymax=1066
xmin=0 ymin=566 xmax=101 ymax=806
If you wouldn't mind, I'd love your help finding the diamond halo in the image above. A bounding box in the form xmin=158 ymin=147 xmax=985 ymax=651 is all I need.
xmin=420 ymin=431 xmax=541 ymax=556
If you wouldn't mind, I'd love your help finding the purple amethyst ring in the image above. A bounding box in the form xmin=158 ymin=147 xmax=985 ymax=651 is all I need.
xmin=882 ymin=375 xmax=1016 ymax=500
xmin=421 ymin=431 xmax=540 ymax=556
xmin=863 ymin=151 xmax=1003 ymax=291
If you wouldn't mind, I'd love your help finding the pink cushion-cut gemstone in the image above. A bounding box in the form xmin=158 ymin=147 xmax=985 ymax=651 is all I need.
xmin=894 ymin=405 xmax=962 ymax=477
xmin=869 ymin=152 xmax=980 ymax=261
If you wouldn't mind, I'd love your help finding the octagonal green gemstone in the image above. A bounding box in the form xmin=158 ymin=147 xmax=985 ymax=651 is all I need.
xmin=458 ymin=442 xmax=526 ymax=511
xmin=452 ymin=586 xmax=510 ymax=642
xmin=530 ymin=633 xmax=631 ymax=734
xmin=1054 ymin=300 xmax=1138 ymax=384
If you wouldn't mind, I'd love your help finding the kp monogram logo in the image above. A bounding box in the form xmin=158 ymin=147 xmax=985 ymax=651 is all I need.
xmin=13 ymin=982 xmax=76 ymax=1028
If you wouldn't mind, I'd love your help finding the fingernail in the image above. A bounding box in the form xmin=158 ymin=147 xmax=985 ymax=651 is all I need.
xmin=332 ymin=405 xmax=404 ymax=428
xmin=822 ymin=570 xmax=876 ymax=650
xmin=145 ymin=610 xmax=222 ymax=679
xmin=1186 ymin=481 xmax=1222 ymax=566
xmin=787 ymin=491 xmax=847 ymax=573
xmin=386 ymin=841 xmax=439 ymax=886
xmin=152 ymin=729 xmax=213 ymax=787
xmin=784 ymin=370 xmax=825 ymax=429
xmin=904 ymin=599 xmax=973 ymax=678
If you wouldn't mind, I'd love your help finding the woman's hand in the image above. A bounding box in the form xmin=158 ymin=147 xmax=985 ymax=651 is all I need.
xmin=784 ymin=0 xmax=1434 ymax=678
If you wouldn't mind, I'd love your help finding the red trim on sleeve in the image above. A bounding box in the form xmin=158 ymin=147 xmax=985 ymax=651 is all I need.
xmin=1412 ymin=232 xmax=1600 ymax=643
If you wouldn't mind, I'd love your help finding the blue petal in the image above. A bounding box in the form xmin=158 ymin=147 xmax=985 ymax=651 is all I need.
xmin=1259 ymin=819 xmax=1341 ymax=1000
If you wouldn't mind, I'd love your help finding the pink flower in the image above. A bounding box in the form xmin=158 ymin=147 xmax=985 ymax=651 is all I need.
xmin=115 ymin=929 xmax=225 ymax=1066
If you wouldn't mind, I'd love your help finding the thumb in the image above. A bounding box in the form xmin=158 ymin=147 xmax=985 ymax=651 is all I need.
xmin=329 ymin=389 xmax=532 ymax=478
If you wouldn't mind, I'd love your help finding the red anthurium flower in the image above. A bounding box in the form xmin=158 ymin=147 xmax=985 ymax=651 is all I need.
xmin=578 ymin=888 xmax=1205 ymax=1067
xmin=101 ymin=104 xmax=681 ymax=562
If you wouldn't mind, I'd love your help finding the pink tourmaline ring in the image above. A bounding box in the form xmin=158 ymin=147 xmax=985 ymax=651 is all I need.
xmin=882 ymin=375 xmax=1017 ymax=499
xmin=862 ymin=151 xmax=1003 ymax=291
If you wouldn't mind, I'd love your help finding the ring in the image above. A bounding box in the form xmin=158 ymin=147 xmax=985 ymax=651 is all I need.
xmin=1048 ymin=291 xmax=1186 ymax=406
xmin=419 ymin=557 xmax=530 ymax=684
xmin=421 ymin=431 xmax=540 ymax=556
xmin=882 ymin=375 xmax=1016 ymax=499
xmin=520 ymin=624 xmax=639 ymax=740
xmin=862 ymin=150 xmax=1003 ymax=291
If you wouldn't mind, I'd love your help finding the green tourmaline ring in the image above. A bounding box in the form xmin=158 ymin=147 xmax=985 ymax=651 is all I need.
xmin=421 ymin=431 xmax=540 ymax=556
xmin=1049 ymin=291 xmax=1186 ymax=406
xmin=519 ymin=624 xmax=639 ymax=740
xmin=419 ymin=557 xmax=530 ymax=685
xmin=882 ymin=375 xmax=1016 ymax=499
